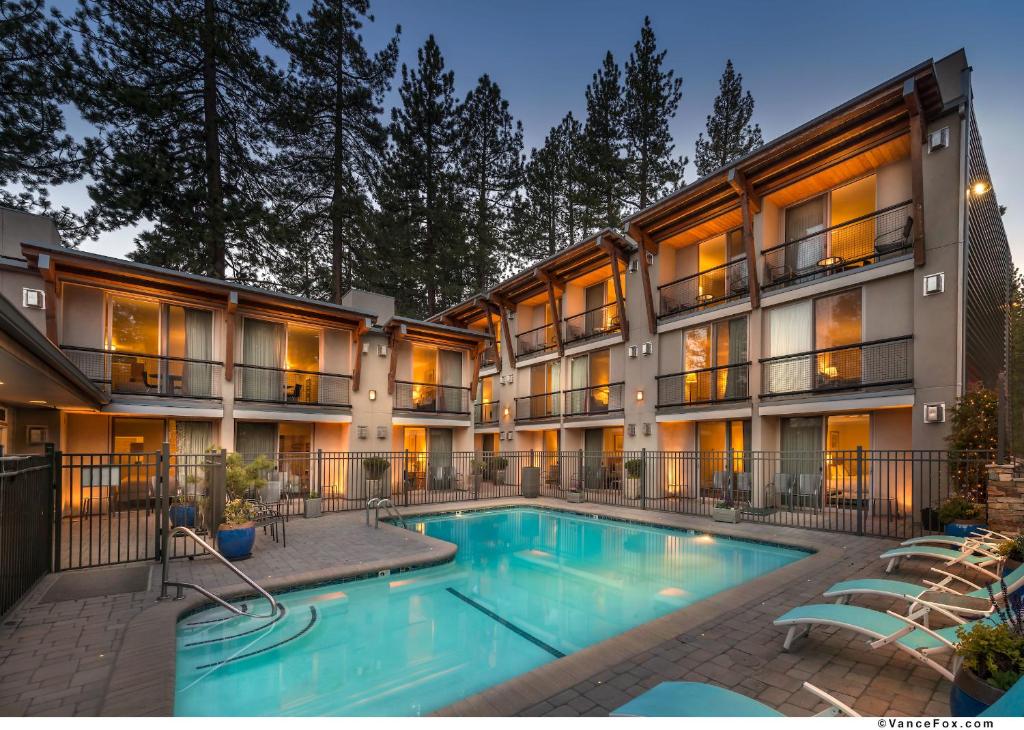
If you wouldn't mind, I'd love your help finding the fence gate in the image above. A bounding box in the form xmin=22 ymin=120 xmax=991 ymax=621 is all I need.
xmin=1 ymin=455 xmax=53 ymax=615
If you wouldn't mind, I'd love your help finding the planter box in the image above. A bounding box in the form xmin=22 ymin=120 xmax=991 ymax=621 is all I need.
xmin=304 ymin=497 xmax=322 ymax=519
xmin=567 ymin=491 xmax=583 ymax=503
xmin=169 ymin=503 xmax=197 ymax=528
xmin=218 ymin=522 xmax=256 ymax=560
xmin=713 ymin=507 xmax=740 ymax=523
xmin=521 ymin=467 xmax=540 ymax=498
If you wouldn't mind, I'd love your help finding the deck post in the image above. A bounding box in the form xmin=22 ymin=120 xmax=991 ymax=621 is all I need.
xmin=856 ymin=446 xmax=864 ymax=536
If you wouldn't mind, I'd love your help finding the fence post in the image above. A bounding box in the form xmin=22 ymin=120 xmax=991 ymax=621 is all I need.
xmin=46 ymin=443 xmax=61 ymax=573
xmin=404 ymin=450 xmax=410 ymax=507
xmin=210 ymin=449 xmax=227 ymax=545
xmin=578 ymin=449 xmax=584 ymax=495
xmin=640 ymin=448 xmax=647 ymax=511
xmin=317 ymin=449 xmax=324 ymax=498
xmin=856 ymin=446 xmax=864 ymax=536
xmin=530 ymin=449 xmax=535 ymax=468
xmin=158 ymin=442 xmax=171 ymax=561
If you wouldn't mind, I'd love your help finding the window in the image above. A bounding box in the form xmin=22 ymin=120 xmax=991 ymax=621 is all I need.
xmin=681 ymin=317 xmax=747 ymax=402
xmin=529 ymin=361 xmax=559 ymax=418
xmin=782 ymin=175 xmax=878 ymax=274
xmin=697 ymin=420 xmax=749 ymax=492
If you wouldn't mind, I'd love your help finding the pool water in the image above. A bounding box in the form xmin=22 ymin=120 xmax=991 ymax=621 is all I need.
xmin=174 ymin=507 xmax=806 ymax=716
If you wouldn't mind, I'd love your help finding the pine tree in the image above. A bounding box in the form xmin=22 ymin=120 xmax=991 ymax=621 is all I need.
xmin=582 ymin=51 xmax=625 ymax=229
xmin=274 ymin=0 xmax=399 ymax=302
xmin=1 ymin=0 xmax=85 ymax=241
xmin=622 ymin=16 xmax=687 ymax=211
xmin=522 ymin=138 xmax=562 ymax=260
xmin=70 ymin=0 xmax=287 ymax=279
xmin=694 ymin=60 xmax=763 ymax=177
xmin=375 ymin=36 xmax=464 ymax=317
xmin=457 ymin=74 xmax=524 ymax=294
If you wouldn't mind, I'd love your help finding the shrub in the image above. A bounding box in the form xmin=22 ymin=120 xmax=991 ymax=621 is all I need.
xmin=715 ymin=498 xmax=737 ymax=510
xmin=624 ymin=458 xmax=644 ymax=478
xmin=938 ymin=495 xmax=984 ymax=525
xmin=225 ymin=452 xmax=275 ymax=500
xmin=487 ymin=456 xmax=509 ymax=470
xmin=956 ymin=580 xmax=1024 ymax=691
xmin=223 ymin=499 xmax=257 ymax=526
xmin=997 ymin=536 xmax=1024 ymax=562
xmin=362 ymin=456 xmax=391 ymax=480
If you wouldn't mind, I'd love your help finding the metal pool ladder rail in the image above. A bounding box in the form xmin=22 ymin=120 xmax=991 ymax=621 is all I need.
xmin=366 ymin=497 xmax=407 ymax=529
xmin=159 ymin=525 xmax=280 ymax=619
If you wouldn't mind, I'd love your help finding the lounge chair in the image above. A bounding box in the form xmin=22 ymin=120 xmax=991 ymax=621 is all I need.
xmin=774 ymin=598 xmax=1000 ymax=680
xmin=901 ymin=528 xmax=1010 ymax=549
xmin=880 ymin=542 xmax=1003 ymax=574
xmin=611 ymin=680 xmax=858 ymax=717
xmin=823 ymin=561 xmax=1024 ymax=617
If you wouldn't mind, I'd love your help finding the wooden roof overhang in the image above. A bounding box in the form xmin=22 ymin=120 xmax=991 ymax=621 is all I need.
xmin=382 ymin=317 xmax=493 ymax=398
xmin=21 ymin=242 xmax=377 ymax=333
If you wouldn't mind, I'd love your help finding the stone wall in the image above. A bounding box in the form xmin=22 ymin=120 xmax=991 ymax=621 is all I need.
xmin=987 ymin=464 xmax=1024 ymax=534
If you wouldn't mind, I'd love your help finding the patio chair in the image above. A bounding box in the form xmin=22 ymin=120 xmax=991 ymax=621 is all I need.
xmin=822 ymin=561 xmax=1024 ymax=618
xmin=774 ymin=597 xmax=1004 ymax=680
xmin=733 ymin=472 xmax=753 ymax=504
xmin=285 ymin=383 xmax=302 ymax=403
xmin=796 ymin=473 xmax=822 ymax=508
xmin=244 ymin=498 xmax=286 ymax=547
xmin=771 ymin=473 xmax=796 ymax=509
xmin=880 ymin=541 xmax=1004 ymax=575
xmin=875 ymin=216 xmax=913 ymax=257
xmin=612 ymin=680 xmax=858 ymax=717
xmin=900 ymin=528 xmax=1011 ymax=549
xmin=712 ymin=470 xmax=732 ymax=500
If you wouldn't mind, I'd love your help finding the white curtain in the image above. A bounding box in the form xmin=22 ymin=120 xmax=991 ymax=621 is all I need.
xmin=785 ymin=196 xmax=826 ymax=272
xmin=236 ymin=422 xmax=277 ymax=459
xmin=438 ymin=349 xmax=462 ymax=412
xmin=242 ymin=318 xmax=284 ymax=401
xmin=570 ymin=355 xmax=588 ymax=414
xmin=767 ymin=301 xmax=812 ymax=394
xmin=176 ymin=421 xmax=213 ymax=455
xmin=183 ymin=308 xmax=213 ymax=397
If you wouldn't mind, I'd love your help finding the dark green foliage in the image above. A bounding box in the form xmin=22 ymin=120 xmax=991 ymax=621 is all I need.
xmin=582 ymin=51 xmax=626 ymax=228
xmin=948 ymin=388 xmax=998 ymax=502
xmin=1 ymin=0 xmax=86 ymax=241
xmin=694 ymin=59 xmax=763 ymax=177
xmin=956 ymin=580 xmax=1024 ymax=691
xmin=1009 ymin=270 xmax=1024 ymax=455
xmin=272 ymin=0 xmax=399 ymax=302
xmin=70 ymin=0 xmax=287 ymax=278
xmin=622 ymin=16 xmax=687 ymax=210
xmin=937 ymin=495 xmax=983 ymax=525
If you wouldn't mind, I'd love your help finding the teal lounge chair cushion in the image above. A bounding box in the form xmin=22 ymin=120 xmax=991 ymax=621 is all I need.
xmin=824 ymin=578 xmax=926 ymax=599
xmin=881 ymin=546 xmax=994 ymax=565
xmin=611 ymin=682 xmax=783 ymax=717
xmin=775 ymin=603 xmax=913 ymax=638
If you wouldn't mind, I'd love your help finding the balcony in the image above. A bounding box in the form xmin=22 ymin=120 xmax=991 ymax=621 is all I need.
xmin=563 ymin=382 xmax=624 ymax=417
xmin=562 ymin=302 xmax=622 ymax=346
xmin=63 ymin=346 xmax=223 ymax=399
xmin=760 ymin=336 xmax=912 ymax=397
xmin=480 ymin=345 xmax=499 ymax=369
xmin=656 ymin=363 xmax=750 ymax=407
xmin=393 ymin=381 xmax=470 ymax=415
xmin=762 ymin=202 xmax=912 ymax=290
xmin=235 ymin=364 xmax=351 ymax=406
xmin=659 ymin=259 xmax=749 ymax=318
xmin=515 ymin=322 xmax=558 ymax=358
xmin=515 ymin=391 xmax=561 ymax=422
xmin=474 ymin=400 xmax=500 ymax=425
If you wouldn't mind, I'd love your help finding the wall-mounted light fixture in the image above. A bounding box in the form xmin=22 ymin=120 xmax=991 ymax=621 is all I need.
xmin=357 ymin=425 xmax=368 ymax=439
xmin=636 ymin=390 xmax=644 ymax=402
xmin=971 ymin=180 xmax=991 ymax=196
xmin=503 ymin=406 xmax=511 ymax=418
xmin=377 ymin=426 xmax=387 ymax=439
xmin=368 ymin=389 xmax=377 ymax=401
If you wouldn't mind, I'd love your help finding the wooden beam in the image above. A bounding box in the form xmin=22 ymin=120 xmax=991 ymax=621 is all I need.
xmin=727 ymin=168 xmax=761 ymax=213
xmin=535 ymin=269 xmax=565 ymax=356
xmin=740 ymin=190 xmax=761 ymax=309
xmin=468 ymin=343 xmax=483 ymax=400
xmin=386 ymin=326 xmax=402 ymax=395
xmin=622 ymin=225 xmax=657 ymax=336
xmin=34 ymin=254 xmax=59 ymax=344
xmin=903 ymin=78 xmax=926 ymax=266
xmin=351 ymin=317 xmax=371 ymax=391
xmin=224 ymin=292 xmax=237 ymax=382
xmin=491 ymin=295 xmax=517 ymax=368
xmin=475 ymin=298 xmax=503 ymax=374
xmin=597 ymin=235 xmax=629 ymax=343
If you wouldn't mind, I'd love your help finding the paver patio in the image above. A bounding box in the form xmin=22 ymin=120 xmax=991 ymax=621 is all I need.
xmin=0 ymin=498 xmax=961 ymax=717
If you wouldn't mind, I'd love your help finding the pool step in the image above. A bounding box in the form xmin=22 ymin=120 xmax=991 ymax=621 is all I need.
xmin=183 ymin=605 xmax=288 ymax=648
xmin=191 ymin=606 xmax=319 ymax=670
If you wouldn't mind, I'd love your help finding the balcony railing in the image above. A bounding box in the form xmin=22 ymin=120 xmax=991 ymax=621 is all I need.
xmin=515 ymin=322 xmax=558 ymax=358
xmin=760 ymin=336 xmax=912 ymax=397
xmin=762 ymin=202 xmax=913 ymax=289
xmin=474 ymin=400 xmax=500 ymax=425
xmin=656 ymin=363 xmax=750 ymax=407
xmin=562 ymin=302 xmax=622 ymax=345
xmin=515 ymin=391 xmax=561 ymax=422
xmin=62 ymin=346 xmax=223 ymax=399
xmin=393 ymin=381 xmax=470 ymax=415
xmin=480 ymin=345 xmax=499 ymax=369
xmin=659 ymin=258 xmax=749 ymax=318
xmin=563 ymin=382 xmax=624 ymax=417
xmin=235 ymin=364 xmax=351 ymax=406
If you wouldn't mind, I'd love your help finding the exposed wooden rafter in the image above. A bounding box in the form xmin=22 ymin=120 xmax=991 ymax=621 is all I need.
xmin=490 ymin=294 xmax=517 ymax=368
xmin=534 ymin=268 xmax=565 ymax=356
xmin=619 ymin=225 xmax=657 ymax=336
xmin=350 ymin=317 xmax=371 ymax=391
xmin=903 ymin=77 xmax=926 ymax=266
xmin=596 ymin=233 xmax=629 ymax=343
xmin=224 ymin=292 xmax=238 ymax=381
xmin=386 ymin=322 xmax=406 ymax=395
xmin=728 ymin=168 xmax=762 ymax=309
xmin=35 ymin=254 xmax=59 ymax=344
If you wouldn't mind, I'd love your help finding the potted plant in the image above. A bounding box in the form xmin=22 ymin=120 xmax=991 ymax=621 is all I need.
xmin=169 ymin=489 xmax=197 ymax=528
xmin=939 ymin=494 xmax=986 ymax=538
xmin=624 ymin=458 xmax=644 ymax=500
xmin=363 ymin=456 xmax=391 ymax=499
xmin=567 ymin=485 xmax=583 ymax=503
xmin=951 ymin=585 xmax=1024 ymax=716
xmin=488 ymin=456 xmax=509 ymax=485
xmin=304 ymin=486 xmax=322 ymax=518
xmin=218 ymin=499 xmax=257 ymax=560
xmin=996 ymin=536 xmax=1024 ymax=571
xmin=470 ymin=459 xmax=486 ymax=494
xmin=225 ymin=452 xmax=275 ymax=501
xmin=713 ymin=497 xmax=740 ymax=523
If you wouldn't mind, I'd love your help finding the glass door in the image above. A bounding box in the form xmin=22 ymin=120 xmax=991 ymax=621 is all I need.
xmin=428 ymin=428 xmax=454 ymax=490
xmin=242 ymin=318 xmax=285 ymax=401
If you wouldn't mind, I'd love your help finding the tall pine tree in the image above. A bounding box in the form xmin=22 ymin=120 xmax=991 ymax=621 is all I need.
xmin=694 ymin=59 xmax=763 ymax=176
xmin=1 ymin=0 xmax=85 ymax=241
xmin=374 ymin=36 xmax=464 ymax=317
xmin=622 ymin=16 xmax=687 ymax=210
xmin=457 ymin=74 xmax=524 ymax=294
xmin=70 ymin=0 xmax=286 ymax=278
xmin=274 ymin=0 xmax=399 ymax=302
xmin=582 ymin=51 xmax=625 ymax=229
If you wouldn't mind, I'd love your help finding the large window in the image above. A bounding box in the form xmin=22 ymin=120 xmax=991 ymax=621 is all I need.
xmin=782 ymin=175 xmax=878 ymax=272
xmin=681 ymin=317 xmax=747 ymax=402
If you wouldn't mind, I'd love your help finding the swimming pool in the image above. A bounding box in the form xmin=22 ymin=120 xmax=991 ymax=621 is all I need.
xmin=175 ymin=507 xmax=806 ymax=716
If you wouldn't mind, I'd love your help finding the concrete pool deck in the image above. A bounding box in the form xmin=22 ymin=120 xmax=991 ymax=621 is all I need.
xmin=0 ymin=498 xmax=955 ymax=717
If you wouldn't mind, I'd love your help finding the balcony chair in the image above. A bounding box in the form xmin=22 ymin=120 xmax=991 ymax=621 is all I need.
xmin=772 ymin=473 xmax=796 ymax=509
xmin=734 ymin=472 xmax=753 ymax=504
xmin=875 ymin=216 xmax=913 ymax=257
xmin=128 ymin=360 xmax=160 ymax=391
xmin=796 ymin=473 xmax=823 ymax=508
xmin=712 ymin=470 xmax=732 ymax=501
xmin=285 ymin=383 xmax=302 ymax=403
xmin=729 ymin=268 xmax=749 ymax=295
xmin=765 ymin=263 xmax=796 ymax=287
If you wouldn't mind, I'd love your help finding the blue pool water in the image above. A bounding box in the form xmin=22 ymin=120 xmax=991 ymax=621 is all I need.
xmin=174 ymin=507 xmax=806 ymax=716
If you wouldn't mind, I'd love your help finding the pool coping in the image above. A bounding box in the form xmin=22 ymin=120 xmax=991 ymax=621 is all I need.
xmin=99 ymin=497 xmax=876 ymax=716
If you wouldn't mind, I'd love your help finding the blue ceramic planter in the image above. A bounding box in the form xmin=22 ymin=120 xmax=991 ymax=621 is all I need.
xmin=951 ymin=670 xmax=1003 ymax=717
xmin=169 ymin=503 xmax=196 ymax=528
xmin=945 ymin=521 xmax=987 ymax=538
xmin=218 ymin=524 xmax=256 ymax=560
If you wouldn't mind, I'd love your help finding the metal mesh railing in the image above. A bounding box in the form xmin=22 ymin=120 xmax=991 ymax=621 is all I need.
xmin=515 ymin=322 xmax=558 ymax=358
xmin=562 ymin=302 xmax=622 ymax=345
xmin=235 ymin=364 xmax=351 ymax=406
xmin=763 ymin=202 xmax=913 ymax=288
xmin=62 ymin=346 xmax=223 ymax=399
xmin=475 ymin=400 xmax=500 ymax=425
xmin=659 ymin=258 xmax=749 ymax=317
xmin=761 ymin=336 xmax=912 ymax=397
xmin=515 ymin=391 xmax=561 ymax=421
xmin=657 ymin=363 xmax=750 ymax=406
xmin=393 ymin=381 xmax=470 ymax=415
xmin=563 ymin=382 xmax=624 ymax=416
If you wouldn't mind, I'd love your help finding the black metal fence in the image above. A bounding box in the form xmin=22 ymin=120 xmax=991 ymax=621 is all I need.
xmin=0 ymin=455 xmax=53 ymax=615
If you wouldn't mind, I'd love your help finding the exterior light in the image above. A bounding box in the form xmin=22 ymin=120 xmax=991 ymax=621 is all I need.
xmin=503 ymin=406 xmax=511 ymax=418
xmin=29 ymin=400 xmax=46 ymax=404
xmin=368 ymin=389 xmax=377 ymax=401
xmin=972 ymin=180 xmax=991 ymax=196
xmin=636 ymin=390 xmax=644 ymax=402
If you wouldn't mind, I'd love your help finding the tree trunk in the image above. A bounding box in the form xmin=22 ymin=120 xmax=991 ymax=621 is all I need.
xmin=330 ymin=0 xmax=346 ymax=303
xmin=201 ymin=0 xmax=225 ymax=278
